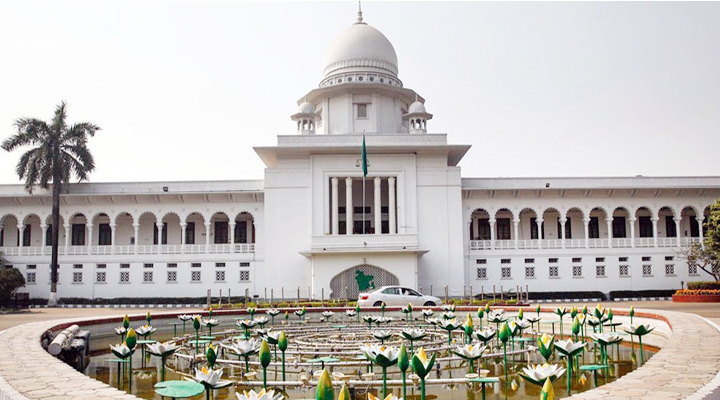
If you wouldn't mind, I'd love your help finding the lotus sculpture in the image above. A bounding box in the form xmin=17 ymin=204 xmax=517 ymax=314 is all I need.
xmin=236 ymin=389 xmax=284 ymax=400
xmin=624 ymin=324 xmax=654 ymax=364
xmin=591 ymin=332 xmax=622 ymax=365
xmin=146 ymin=341 xmax=180 ymax=380
xmin=398 ymin=343 xmax=409 ymax=399
xmin=537 ymin=333 xmax=555 ymax=363
xmin=373 ymin=330 xmax=393 ymax=344
xmin=411 ymin=348 xmax=436 ymax=400
xmin=361 ymin=344 xmax=399 ymax=397
xmin=402 ymin=303 xmax=413 ymax=322
xmin=453 ymin=343 xmax=487 ymax=372
xmin=193 ymin=366 xmax=233 ymax=400
xmin=247 ymin=307 xmax=257 ymax=319
xmin=227 ymin=338 xmax=261 ymax=372
xmin=266 ymin=309 xmax=280 ymax=325
xmin=400 ymin=328 xmax=426 ymax=354
xmin=237 ymin=319 xmax=257 ymax=339
xmin=520 ymin=363 xmax=566 ymax=386
xmin=254 ymin=316 xmax=270 ymax=328
xmin=437 ymin=318 xmax=462 ymax=345
xmin=473 ymin=327 xmax=496 ymax=346
xmin=555 ymin=339 xmax=587 ymax=394
xmin=321 ymin=311 xmax=334 ymax=322
xmin=178 ymin=314 xmax=192 ymax=335
xmin=201 ymin=318 xmax=220 ymax=336
xmin=554 ymin=307 xmax=568 ymax=337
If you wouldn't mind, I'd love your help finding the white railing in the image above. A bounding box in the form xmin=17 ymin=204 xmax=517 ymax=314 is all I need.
xmin=208 ymin=244 xmax=231 ymax=254
xmin=135 ymin=245 xmax=157 ymax=254
xmin=311 ymin=233 xmax=418 ymax=251
xmin=612 ymin=238 xmax=633 ymax=248
xmin=493 ymin=240 xmax=514 ymax=250
xmin=184 ymin=244 xmax=207 ymax=254
xmin=65 ymin=246 xmax=88 ymax=255
xmin=588 ymin=239 xmax=609 ymax=248
xmin=517 ymin=240 xmax=540 ymax=250
xmin=635 ymin=238 xmax=654 ymax=248
xmin=469 ymin=240 xmax=492 ymax=250
xmin=565 ymin=239 xmax=585 ymax=249
xmin=657 ymin=237 xmax=677 ymax=247
xmin=542 ymin=239 xmax=562 ymax=249
xmin=233 ymin=243 xmax=255 ymax=253
xmin=113 ymin=245 xmax=134 ymax=255
xmin=90 ymin=246 xmax=113 ymax=255
xmin=679 ymin=237 xmax=701 ymax=246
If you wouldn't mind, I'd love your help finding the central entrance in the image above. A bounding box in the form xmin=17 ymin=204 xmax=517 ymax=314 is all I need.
xmin=329 ymin=264 xmax=399 ymax=300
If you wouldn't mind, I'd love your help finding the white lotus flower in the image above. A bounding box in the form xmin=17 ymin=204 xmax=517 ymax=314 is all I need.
xmin=378 ymin=316 xmax=394 ymax=324
xmin=441 ymin=304 xmax=456 ymax=312
xmin=266 ymin=309 xmax=280 ymax=316
xmin=114 ymin=327 xmax=127 ymax=335
xmin=237 ymin=319 xmax=257 ymax=329
xmin=345 ymin=309 xmax=357 ymax=317
xmin=514 ymin=319 xmax=531 ymax=330
xmin=363 ymin=315 xmax=379 ymax=323
xmin=177 ymin=314 xmax=192 ymax=321
xmin=555 ymin=339 xmax=587 ymax=356
xmin=401 ymin=328 xmax=426 ymax=340
xmin=437 ymin=318 xmax=462 ymax=330
xmin=421 ymin=309 xmax=434 ymax=317
xmin=591 ymin=333 xmax=622 ymax=345
xmin=146 ymin=341 xmax=180 ymax=357
xmin=473 ymin=327 xmax=496 ymax=343
xmin=453 ymin=344 xmax=486 ymax=360
xmin=488 ymin=310 xmax=507 ymax=322
xmin=194 ymin=366 xmax=223 ymax=386
xmin=321 ymin=311 xmax=335 ymax=318
xmin=426 ymin=317 xmax=441 ymax=326
xmin=360 ymin=344 xmax=399 ymax=366
xmin=373 ymin=330 xmax=393 ymax=340
xmin=254 ymin=316 xmax=270 ymax=325
xmin=236 ymin=389 xmax=285 ymax=400
xmin=135 ymin=325 xmax=156 ymax=336
xmin=441 ymin=311 xmax=456 ymax=320
xmin=228 ymin=338 xmax=261 ymax=356
xmin=521 ymin=363 xmax=566 ymax=385
xmin=110 ymin=343 xmax=132 ymax=358
xmin=267 ymin=330 xmax=281 ymax=344
xmin=525 ymin=316 xmax=541 ymax=323
xmin=255 ymin=327 xmax=272 ymax=336
xmin=202 ymin=318 xmax=220 ymax=327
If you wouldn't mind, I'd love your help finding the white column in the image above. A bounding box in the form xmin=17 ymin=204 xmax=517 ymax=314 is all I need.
xmin=489 ymin=218 xmax=496 ymax=249
xmin=87 ymin=224 xmax=93 ymax=250
xmin=536 ymin=218 xmax=543 ymax=248
xmin=560 ymin=217 xmax=566 ymax=249
xmin=156 ymin=222 xmax=163 ymax=254
xmin=472 ymin=217 xmax=479 ymax=239
xmin=388 ymin=177 xmax=396 ymax=234
xmin=651 ymin=217 xmax=659 ymax=247
xmin=513 ymin=219 xmax=520 ymax=249
xmin=697 ymin=216 xmax=705 ymax=247
xmin=180 ymin=222 xmax=187 ymax=254
xmin=64 ymin=223 xmax=71 ymax=255
xmin=583 ymin=218 xmax=590 ymax=249
xmin=331 ymin=177 xmax=339 ymax=235
xmin=607 ymin=219 xmax=613 ymax=248
xmin=17 ymin=224 xmax=24 ymax=249
xmin=374 ymin=177 xmax=382 ymax=235
xmin=133 ymin=223 xmax=140 ymax=254
xmin=205 ymin=222 xmax=211 ymax=253
xmin=346 ymin=177 xmax=354 ymax=235
xmin=674 ymin=218 xmax=681 ymax=246
xmin=247 ymin=220 xmax=253 ymax=243
xmin=229 ymin=222 xmax=236 ymax=246
xmin=629 ymin=217 xmax=636 ymax=248
xmin=40 ymin=223 xmax=47 ymax=255
xmin=110 ymin=223 xmax=116 ymax=255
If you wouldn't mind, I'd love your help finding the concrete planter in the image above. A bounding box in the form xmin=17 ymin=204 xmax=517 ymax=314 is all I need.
xmin=672 ymin=294 xmax=720 ymax=303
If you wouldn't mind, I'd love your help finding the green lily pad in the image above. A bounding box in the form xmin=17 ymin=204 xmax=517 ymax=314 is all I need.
xmin=154 ymin=380 xmax=204 ymax=398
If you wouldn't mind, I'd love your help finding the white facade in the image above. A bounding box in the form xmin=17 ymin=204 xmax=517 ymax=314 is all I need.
xmin=1 ymin=15 xmax=718 ymax=301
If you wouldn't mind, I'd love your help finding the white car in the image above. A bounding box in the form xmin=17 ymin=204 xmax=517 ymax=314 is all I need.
xmin=357 ymin=286 xmax=441 ymax=308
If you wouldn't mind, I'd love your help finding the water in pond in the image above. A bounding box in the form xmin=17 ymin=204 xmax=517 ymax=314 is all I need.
xmin=85 ymin=314 xmax=656 ymax=400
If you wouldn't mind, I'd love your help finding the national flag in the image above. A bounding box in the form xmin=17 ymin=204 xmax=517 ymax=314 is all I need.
xmin=361 ymin=134 xmax=368 ymax=177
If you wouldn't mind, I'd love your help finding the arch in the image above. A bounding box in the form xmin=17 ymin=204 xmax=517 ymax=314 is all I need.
xmin=233 ymin=211 xmax=256 ymax=222
xmin=22 ymin=213 xmax=42 ymax=225
xmin=518 ymin=207 xmax=539 ymax=218
xmin=635 ymin=206 xmax=653 ymax=218
xmin=588 ymin=206 xmax=609 ymax=219
xmin=68 ymin=212 xmax=88 ymax=224
xmin=91 ymin=212 xmax=111 ymax=225
xmin=541 ymin=206 xmax=561 ymax=216
xmin=137 ymin=211 xmax=158 ymax=223
xmin=329 ymin=264 xmax=400 ymax=300
xmin=183 ymin=211 xmax=205 ymax=225
xmin=565 ymin=207 xmax=584 ymax=220
xmin=209 ymin=211 xmax=230 ymax=222
xmin=681 ymin=205 xmax=701 ymax=218
xmin=233 ymin=212 xmax=255 ymax=244
xmin=658 ymin=205 xmax=676 ymax=219
xmin=469 ymin=208 xmax=491 ymax=240
xmin=161 ymin=211 xmax=181 ymax=223
xmin=494 ymin=208 xmax=514 ymax=220
xmin=44 ymin=214 xmax=65 ymax=226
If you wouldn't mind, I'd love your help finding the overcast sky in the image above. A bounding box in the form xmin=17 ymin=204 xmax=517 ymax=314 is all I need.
xmin=1 ymin=1 xmax=719 ymax=185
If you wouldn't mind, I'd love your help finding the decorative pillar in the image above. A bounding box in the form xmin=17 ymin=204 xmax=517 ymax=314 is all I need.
xmin=110 ymin=223 xmax=116 ymax=255
xmin=513 ymin=219 xmax=520 ymax=249
xmin=536 ymin=218 xmax=543 ymax=249
xmin=388 ymin=177 xmax=396 ymax=234
xmin=346 ymin=177 xmax=354 ymax=235
xmin=64 ymin=223 xmax=71 ymax=255
xmin=17 ymin=224 xmax=24 ymax=249
xmin=489 ymin=218 xmax=496 ymax=250
xmin=247 ymin=220 xmax=253 ymax=243
xmin=156 ymin=222 xmax=163 ymax=254
xmin=651 ymin=217 xmax=659 ymax=247
xmin=607 ymin=219 xmax=613 ymax=248
xmin=674 ymin=218 xmax=681 ymax=246
xmin=629 ymin=217 xmax=636 ymax=248
xmin=40 ymin=223 xmax=47 ymax=255
xmin=180 ymin=222 xmax=187 ymax=254
xmin=133 ymin=223 xmax=140 ymax=254
xmin=229 ymin=222 xmax=236 ymax=246
xmin=472 ymin=217 xmax=479 ymax=240
xmin=87 ymin=224 xmax=93 ymax=250
xmin=205 ymin=222 xmax=211 ymax=253
xmin=697 ymin=216 xmax=705 ymax=248
xmin=583 ymin=218 xmax=590 ymax=249
xmin=331 ymin=177 xmax=339 ymax=235
xmin=559 ymin=217 xmax=566 ymax=249
xmin=374 ymin=177 xmax=381 ymax=235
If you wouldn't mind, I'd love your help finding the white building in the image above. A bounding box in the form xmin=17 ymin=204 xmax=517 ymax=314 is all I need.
xmin=1 ymin=12 xmax=718 ymax=301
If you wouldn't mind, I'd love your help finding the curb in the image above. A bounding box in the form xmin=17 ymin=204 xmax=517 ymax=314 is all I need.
xmin=30 ymin=304 xmax=204 ymax=309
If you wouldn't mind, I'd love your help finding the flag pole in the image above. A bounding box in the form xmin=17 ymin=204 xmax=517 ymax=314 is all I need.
xmin=360 ymin=132 xmax=368 ymax=234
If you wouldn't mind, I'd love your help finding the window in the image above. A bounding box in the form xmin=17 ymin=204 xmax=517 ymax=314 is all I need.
xmin=558 ymin=218 xmax=572 ymax=239
xmin=475 ymin=219 xmax=491 ymax=240
xmin=549 ymin=258 xmax=558 ymax=264
xmin=501 ymin=267 xmax=511 ymax=279
xmin=572 ymin=257 xmax=582 ymax=263
xmin=120 ymin=263 xmax=130 ymax=269
xmin=619 ymin=265 xmax=630 ymax=277
xmin=572 ymin=266 xmax=582 ymax=277
xmin=619 ymin=257 xmax=628 ymax=262
xmin=525 ymin=266 xmax=535 ymax=278
xmin=595 ymin=257 xmax=605 ymax=262
xmin=96 ymin=264 xmax=106 ymax=269
xmin=612 ymin=217 xmax=627 ymax=238
xmin=192 ymin=263 xmax=201 ymax=268
xmin=353 ymin=206 xmax=371 ymax=214
xmin=96 ymin=271 xmax=106 ymax=283
xmin=153 ymin=223 xmax=168 ymax=245
xmin=26 ymin=272 xmax=36 ymax=284
xmin=589 ymin=217 xmax=599 ymax=239
xmin=689 ymin=264 xmax=698 ymax=275
xmin=639 ymin=216 xmax=653 ymax=238
xmin=476 ymin=268 xmax=487 ymax=279
xmin=525 ymin=259 xmax=535 ymax=264
xmin=549 ymin=266 xmax=559 ymax=278
xmin=215 ymin=262 xmax=226 ymax=267
xmin=642 ymin=265 xmax=652 ymax=276
xmin=496 ymin=218 xmax=511 ymax=240
xmin=191 ymin=271 xmax=202 ymax=282
xmin=357 ymin=103 xmax=368 ymax=118
xmin=22 ymin=224 xmax=31 ymax=246
xmin=501 ymin=259 xmax=511 ymax=264
xmin=476 ymin=259 xmax=487 ymax=264
xmin=71 ymin=224 xmax=85 ymax=246
xmin=73 ymin=264 xmax=83 ymax=269
xmin=234 ymin=221 xmax=250 ymax=243
xmin=215 ymin=270 xmax=225 ymax=282
xmin=596 ymin=265 xmax=606 ymax=277
xmin=45 ymin=225 xmax=53 ymax=246
xmin=98 ymin=223 xmax=112 ymax=245
xmin=167 ymin=263 xmax=177 ymax=268
xmin=27 ymin=265 xmax=36 ymax=269
xmin=239 ymin=262 xmax=250 ymax=267
xmin=73 ymin=272 xmax=83 ymax=283
xmin=642 ymin=256 xmax=651 ymax=262
xmin=185 ymin=222 xmax=195 ymax=244
xmin=120 ymin=271 xmax=130 ymax=283
xmin=143 ymin=271 xmax=153 ymax=282
xmin=239 ymin=270 xmax=250 ymax=282
xmin=214 ymin=221 xmax=228 ymax=244
xmin=665 ymin=256 xmax=674 ymax=261
xmin=530 ymin=217 xmax=541 ymax=240
xmin=144 ymin=263 xmax=153 ymax=268
xmin=167 ymin=271 xmax=177 ymax=282
xmin=665 ymin=216 xmax=677 ymax=237
xmin=665 ymin=264 xmax=675 ymax=276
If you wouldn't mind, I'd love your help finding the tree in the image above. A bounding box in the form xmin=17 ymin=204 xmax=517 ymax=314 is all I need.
xmin=679 ymin=199 xmax=720 ymax=282
xmin=0 ymin=262 xmax=26 ymax=306
xmin=2 ymin=102 xmax=100 ymax=305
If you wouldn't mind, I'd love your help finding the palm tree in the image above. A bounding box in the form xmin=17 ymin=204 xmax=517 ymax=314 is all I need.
xmin=2 ymin=102 xmax=100 ymax=306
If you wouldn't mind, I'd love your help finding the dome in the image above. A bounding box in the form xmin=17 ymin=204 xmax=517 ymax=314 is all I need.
xmin=408 ymin=101 xmax=426 ymax=114
xmin=322 ymin=23 xmax=398 ymax=79
xmin=297 ymin=101 xmax=315 ymax=114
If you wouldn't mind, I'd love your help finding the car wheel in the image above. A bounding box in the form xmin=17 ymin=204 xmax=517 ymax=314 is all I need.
xmin=374 ymin=301 xmax=383 ymax=307
xmin=424 ymin=301 xmax=436 ymax=307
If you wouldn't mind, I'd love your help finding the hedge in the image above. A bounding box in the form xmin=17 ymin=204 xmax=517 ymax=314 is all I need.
xmin=526 ymin=291 xmax=606 ymax=301
xmin=608 ymin=290 xmax=675 ymax=299
xmin=687 ymin=281 xmax=720 ymax=290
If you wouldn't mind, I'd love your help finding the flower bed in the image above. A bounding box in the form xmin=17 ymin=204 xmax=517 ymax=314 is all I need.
xmin=672 ymin=289 xmax=720 ymax=302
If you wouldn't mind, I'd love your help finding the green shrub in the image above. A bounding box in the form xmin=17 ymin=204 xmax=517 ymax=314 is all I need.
xmin=608 ymin=290 xmax=675 ymax=299
xmin=687 ymin=281 xmax=720 ymax=290
xmin=0 ymin=267 xmax=25 ymax=305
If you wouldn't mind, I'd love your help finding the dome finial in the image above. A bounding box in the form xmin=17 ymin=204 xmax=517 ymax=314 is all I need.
xmin=356 ymin=1 xmax=364 ymax=24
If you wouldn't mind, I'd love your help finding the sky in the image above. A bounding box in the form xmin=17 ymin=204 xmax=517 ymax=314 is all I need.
xmin=0 ymin=1 xmax=719 ymax=185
